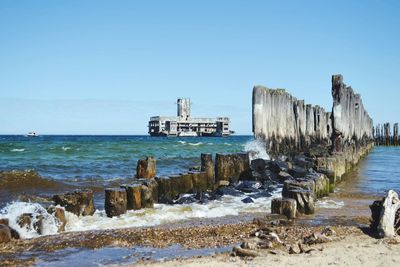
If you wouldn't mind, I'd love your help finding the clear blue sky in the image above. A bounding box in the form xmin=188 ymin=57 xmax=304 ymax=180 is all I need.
xmin=0 ymin=0 xmax=399 ymax=135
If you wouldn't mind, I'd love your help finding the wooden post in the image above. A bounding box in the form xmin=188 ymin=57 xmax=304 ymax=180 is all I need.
xmin=105 ymin=188 xmax=127 ymax=218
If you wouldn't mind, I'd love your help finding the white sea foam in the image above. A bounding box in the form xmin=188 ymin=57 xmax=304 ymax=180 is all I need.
xmin=178 ymin=141 xmax=187 ymax=145
xmin=0 ymin=202 xmax=60 ymax=239
xmin=0 ymin=190 xmax=281 ymax=238
xmin=188 ymin=142 xmax=203 ymax=146
xmin=244 ymin=139 xmax=270 ymax=160
xmin=62 ymin=146 xmax=71 ymax=151
xmin=65 ymin=191 xmax=280 ymax=232
xmin=316 ymin=198 xmax=345 ymax=209
xmin=11 ymin=148 xmax=25 ymax=152
xmin=223 ymin=142 xmax=232 ymax=146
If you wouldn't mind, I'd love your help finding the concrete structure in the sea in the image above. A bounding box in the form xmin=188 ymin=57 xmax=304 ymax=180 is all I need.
xmin=148 ymin=98 xmax=231 ymax=137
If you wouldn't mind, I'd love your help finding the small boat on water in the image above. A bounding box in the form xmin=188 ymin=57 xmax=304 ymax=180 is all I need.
xmin=27 ymin=132 xmax=39 ymax=137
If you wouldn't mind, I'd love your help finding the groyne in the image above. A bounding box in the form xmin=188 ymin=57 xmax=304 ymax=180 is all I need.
xmin=252 ymin=74 xmax=374 ymax=206
xmin=374 ymin=123 xmax=400 ymax=146
xmin=253 ymin=74 xmax=373 ymax=157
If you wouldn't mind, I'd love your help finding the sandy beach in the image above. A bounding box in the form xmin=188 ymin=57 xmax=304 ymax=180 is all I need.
xmin=137 ymin=233 xmax=400 ymax=267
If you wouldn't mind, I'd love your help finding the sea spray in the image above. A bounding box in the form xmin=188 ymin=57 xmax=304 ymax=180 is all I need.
xmin=0 ymin=202 xmax=60 ymax=238
xmin=0 ymin=188 xmax=281 ymax=237
xmin=63 ymin=191 xmax=280 ymax=232
xmin=244 ymin=139 xmax=270 ymax=160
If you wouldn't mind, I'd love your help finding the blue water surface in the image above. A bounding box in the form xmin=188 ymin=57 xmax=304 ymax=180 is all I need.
xmin=0 ymin=135 xmax=253 ymax=180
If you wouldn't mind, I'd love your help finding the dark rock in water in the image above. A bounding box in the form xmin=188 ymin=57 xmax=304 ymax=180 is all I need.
xmin=268 ymin=160 xmax=289 ymax=174
xmin=271 ymin=198 xmax=297 ymax=219
xmin=0 ymin=224 xmax=11 ymax=243
xmin=136 ymin=156 xmax=157 ymax=179
xmin=105 ymin=188 xmax=127 ymax=218
xmin=158 ymin=195 xmax=174 ymax=205
xmin=293 ymin=155 xmax=314 ymax=169
xmin=47 ymin=206 xmax=67 ymax=232
xmin=277 ymin=171 xmax=293 ymax=183
xmin=241 ymin=197 xmax=255 ymax=204
xmin=288 ymin=165 xmax=308 ymax=178
xmin=282 ymin=179 xmax=314 ymax=198
xmin=251 ymin=159 xmax=269 ymax=173
xmin=194 ymin=191 xmax=211 ymax=204
xmin=53 ymin=189 xmax=95 ymax=217
xmin=215 ymin=186 xmax=243 ymax=197
xmin=174 ymin=194 xmax=197 ymax=205
xmin=250 ymin=159 xmax=269 ymax=181
xmin=189 ymin=166 xmax=201 ymax=172
xmin=235 ymin=181 xmax=262 ymax=193
xmin=250 ymin=158 xmax=279 ymax=183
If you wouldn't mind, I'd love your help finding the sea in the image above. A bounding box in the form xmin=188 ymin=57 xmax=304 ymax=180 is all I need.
xmin=1 ymin=135 xmax=400 ymax=265
xmin=0 ymin=135 xmax=275 ymax=239
xmin=0 ymin=135 xmax=399 ymax=240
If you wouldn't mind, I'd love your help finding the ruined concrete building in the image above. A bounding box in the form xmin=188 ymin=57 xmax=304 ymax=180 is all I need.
xmin=148 ymin=98 xmax=231 ymax=137
xmin=252 ymin=75 xmax=373 ymax=157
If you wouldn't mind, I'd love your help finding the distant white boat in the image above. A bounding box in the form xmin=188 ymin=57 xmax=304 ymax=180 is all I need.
xmin=27 ymin=132 xmax=39 ymax=137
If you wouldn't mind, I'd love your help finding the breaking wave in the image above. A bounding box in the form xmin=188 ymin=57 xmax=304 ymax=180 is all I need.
xmin=0 ymin=190 xmax=281 ymax=238
xmin=188 ymin=142 xmax=203 ymax=146
xmin=11 ymin=148 xmax=25 ymax=152
xmin=0 ymin=202 xmax=60 ymax=238
xmin=244 ymin=139 xmax=270 ymax=160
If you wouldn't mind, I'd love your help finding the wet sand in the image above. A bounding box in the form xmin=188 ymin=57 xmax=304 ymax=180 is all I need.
xmin=138 ymin=234 xmax=400 ymax=267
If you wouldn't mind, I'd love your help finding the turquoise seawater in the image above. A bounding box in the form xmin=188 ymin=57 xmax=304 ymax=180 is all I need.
xmin=345 ymin=146 xmax=400 ymax=196
xmin=0 ymin=135 xmax=254 ymax=180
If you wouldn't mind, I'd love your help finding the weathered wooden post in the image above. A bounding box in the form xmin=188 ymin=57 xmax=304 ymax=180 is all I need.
xmin=201 ymin=153 xmax=214 ymax=189
xmin=53 ymin=189 xmax=95 ymax=216
xmin=140 ymin=184 xmax=154 ymax=208
xmin=136 ymin=156 xmax=156 ymax=178
xmin=105 ymin=188 xmax=127 ymax=217
xmin=271 ymin=198 xmax=297 ymax=219
xmin=394 ymin=123 xmax=399 ymax=146
xmin=121 ymin=184 xmax=142 ymax=210
xmin=384 ymin=123 xmax=391 ymax=146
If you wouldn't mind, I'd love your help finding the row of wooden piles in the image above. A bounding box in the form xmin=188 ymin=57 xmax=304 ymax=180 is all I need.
xmin=374 ymin=123 xmax=400 ymax=146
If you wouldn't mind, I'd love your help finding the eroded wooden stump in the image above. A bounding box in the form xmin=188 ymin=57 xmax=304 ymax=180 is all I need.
xmin=271 ymin=198 xmax=297 ymax=219
xmin=105 ymin=188 xmax=127 ymax=218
